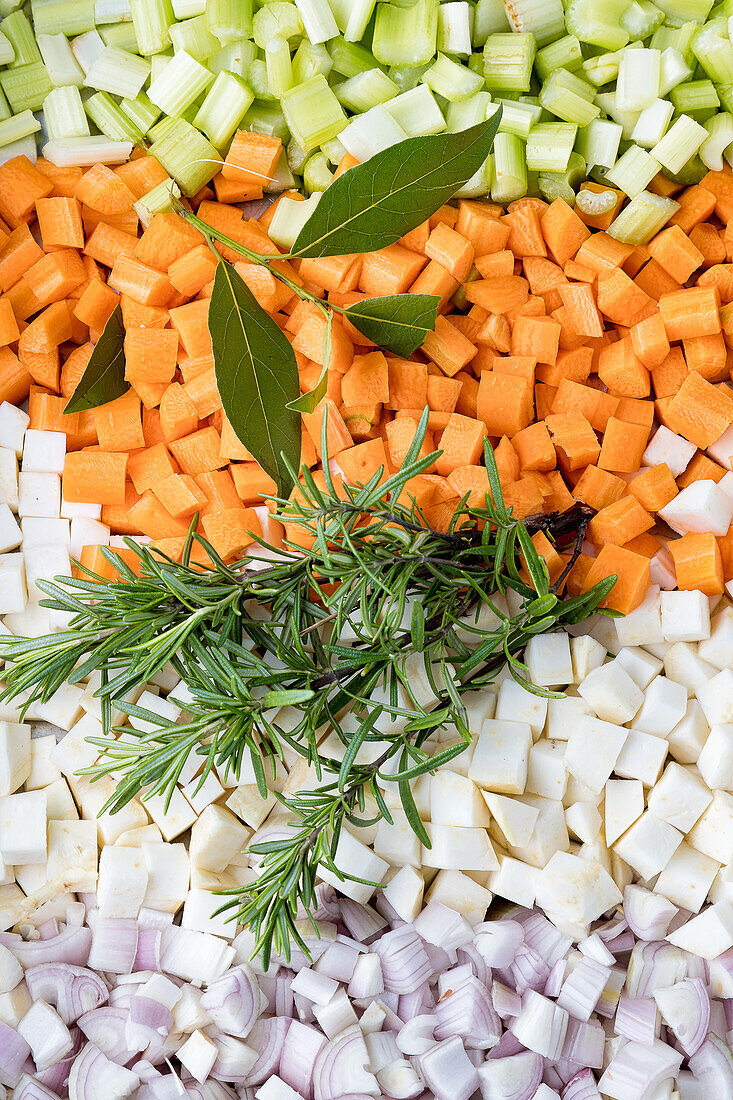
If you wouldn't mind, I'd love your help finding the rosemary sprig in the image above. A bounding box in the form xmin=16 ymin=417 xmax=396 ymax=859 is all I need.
xmin=0 ymin=419 xmax=614 ymax=963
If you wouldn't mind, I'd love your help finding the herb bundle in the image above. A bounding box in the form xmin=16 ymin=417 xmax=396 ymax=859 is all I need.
xmin=0 ymin=419 xmax=614 ymax=963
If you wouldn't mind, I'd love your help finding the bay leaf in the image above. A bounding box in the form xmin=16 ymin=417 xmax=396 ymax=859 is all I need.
xmin=65 ymin=304 xmax=127 ymax=414
xmin=209 ymin=262 xmax=301 ymax=498
xmin=290 ymin=114 xmax=502 ymax=259
xmin=344 ymin=294 xmax=439 ymax=357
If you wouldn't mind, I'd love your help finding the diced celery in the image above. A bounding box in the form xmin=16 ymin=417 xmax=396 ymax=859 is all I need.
xmin=718 ymin=83 xmax=733 ymax=113
xmin=483 ymin=33 xmax=536 ymax=92
xmin=335 ymin=68 xmax=399 ymax=113
xmin=293 ymin=0 xmax=339 ymax=44
xmin=42 ymin=135 xmax=132 ymax=165
xmin=422 ymin=53 xmax=484 ymax=102
xmin=94 ymin=0 xmax=132 ymax=24
xmin=252 ymin=3 xmax=304 ymax=49
xmin=655 ymin=0 xmax=713 ymax=21
xmin=329 ymin=36 xmax=380 ymax=78
xmin=243 ymin=103 xmax=290 ymax=143
xmin=606 ymin=144 xmax=660 ymax=197
xmin=535 ymin=35 xmax=583 ymax=81
xmin=148 ymin=50 xmax=214 ymax=117
xmin=268 ymin=191 xmax=321 ymax=250
xmin=631 ymin=98 xmax=674 ymax=148
xmin=325 ymin=0 xmax=350 ymax=31
xmin=44 ymin=85 xmax=89 ymax=139
xmin=539 ymin=150 xmax=586 ymax=203
xmin=575 ymin=117 xmax=622 ymax=167
xmin=651 ymin=114 xmax=708 ymax=173
xmin=339 ymin=102 xmax=407 ymax=160
xmin=526 ymin=121 xmax=577 ymax=171
xmin=268 ymin=153 xmax=296 ymax=191
xmin=266 ymin=37 xmax=293 ymax=98
xmin=670 ymin=79 xmax=720 ymax=114
xmin=387 ymin=64 xmax=429 ymax=93
xmin=83 ymin=45 xmax=150 ymax=98
xmin=247 ymin=60 xmax=277 ymax=102
xmin=493 ymin=98 xmax=542 ymax=139
xmin=691 ymin=23 xmax=733 ymax=85
xmin=320 ymin=135 xmax=345 ymax=164
xmin=503 ymin=0 xmax=564 ymax=46
xmin=491 ymin=132 xmax=527 ymax=203
xmin=472 ymin=0 xmax=510 ymax=45
xmin=616 ymin=47 xmax=661 ymax=112
xmin=701 ymin=111 xmax=733 ymax=167
xmin=540 ymin=70 xmax=600 ymax=126
xmin=651 ymin=21 xmax=696 ymax=66
xmin=344 ymin=0 xmax=376 ymax=42
xmin=286 ymin=136 xmax=309 ymax=174
xmin=169 ymin=14 xmax=219 ymax=61
xmin=33 ymin=0 xmax=95 ymax=35
xmin=150 ymin=52 xmax=172 ymax=83
xmin=384 ymin=85 xmax=446 ymax=136
xmin=658 ymin=47 xmax=693 ymax=96
xmin=133 ymin=177 xmax=180 ymax=227
xmin=37 ymin=34 xmax=85 ymax=86
xmin=206 ymin=0 xmax=253 ymax=44
xmin=3 ymin=12 xmax=41 ymax=66
xmin=99 ymin=24 xmax=140 ymax=52
xmin=565 ymin=0 xmax=630 ymax=50
xmin=193 ymin=69 xmax=254 ymax=148
xmin=621 ymin=0 xmax=664 ymax=38
xmin=71 ymin=29 xmax=105 ymax=75
xmin=595 ymin=91 xmax=640 ymax=139
xmin=291 ymin=41 xmax=332 ymax=83
xmin=372 ymin=0 xmax=439 ymax=68
xmin=281 ymin=73 xmax=346 ymax=152
xmin=303 ymin=150 xmax=333 ymax=193
xmin=85 ymin=90 xmax=145 ymax=141
xmin=120 ymin=91 xmax=161 ymax=134
xmin=147 ymin=116 xmax=175 ymax=142
xmin=582 ymin=52 xmax=619 ymax=87
xmin=148 ymin=116 xmax=220 ymax=194
xmin=208 ymin=40 xmax=256 ymax=77
xmin=446 ymin=90 xmax=492 ymax=132
xmin=455 ymin=154 xmax=493 ymax=197
xmin=130 ymin=0 xmax=174 ymax=55
xmin=437 ymin=1 xmax=473 ymax=56
xmin=0 ymin=32 xmax=14 ymax=67
xmin=608 ymin=189 xmax=679 ymax=244
xmin=0 ymin=109 xmax=40 ymax=148
xmin=0 ymin=62 xmax=52 ymax=112
xmin=668 ymin=154 xmax=707 ymax=184
xmin=172 ymin=0 xmax=205 ymax=16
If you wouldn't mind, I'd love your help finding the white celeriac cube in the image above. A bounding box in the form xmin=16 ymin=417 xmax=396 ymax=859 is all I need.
xmin=613 ymin=811 xmax=682 ymax=880
xmin=61 ymin=494 xmax=101 ymax=520
xmin=0 ymin=403 xmax=28 ymax=457
xmin=142 ymin=842 xmax=190 ymax=913
xmin=0 ymin=790 xmax=47 ymax=864
xmin=654 ymin=842 xmax=720 ymax=913
xmin=178 ymin=1028 xmax=218 ymax=1084
xmin=614 ymin=729 xmax=668 ymax=787
xmin=642 ymin=425 xmax=695 ymax=476
xmin=182 ymin=770 xmax=224 ymax=816
xmin=495 ymin=678 xmax=547 ymax=734
xmin=182 ymin=888 xmax=236 ymax=940
xmin=660 ymin=589 xmax=711 ymax=642
xmin=697 ymin=668 xmax=733 ymax=727
xmin=537 ymin=851 xmax=622 ymax=928
xmin=425 ymin=869 xmax=492 ymax=925
xmin=429 ymin=770 xmax=491 ymax=827
xmin=46 ymin=819 xmax=98 ymax=893
xmin=97 ymin=845 xmax=147 ymax=918
xmin=688 ymin=790 xmax=733 ymax=865
xmin=570 ymin=635 xmax=606 ymax=683
xmin=566 ymin=801 xmax=602 ymax=845
xmin=21 ymin=429 xmax=65 ymax=475
xmin=50 ymin=713 xmax=102 ymax=776
xmin=44 ymin=778 xmax=78 ymax=821
xmin=659 ymin=480 xmax=733 ymax=536
xmin=468 ymin=718 xmax=532 ymax=794
xmin=633 ymin=676 xmax=687 ymax=737
xmin=525 ymin=633 xmax=573 ymax=687
xmin=666 ymin=901 xmax=733 ymax=959
xmin=667 ymin=699 xmax=710 ymax=765
xmin=526 ymin=740 xmax=567 ymax=801
xmin=17 ymin=999 xmax=71 ymax=1072
xmin=0 ymin=554 xmax=26 ymax=614
xmin=373 ymin=813 xmax=422 ymax=868
xmin=21 ymin=517 xmax=69 ymax=548
xmin=0 ymin=504 xmax=21 ymax=553
xmin=699 ymin=606 xmax=733 ymax=669
xmin=23 ymin=544 xmax=71 ymax=602
xmin=226 ymin=785 xmax=277 ymax=831
xmin=614 ymin=646 xmax=662 ymax=689
xmin=489 ymin=855 xmax=540 ymax=908
xmin=544 ymin=695 xmax=593 ymax=741
xmin=0 ymin=448 xmax=18 ymax=512
xmin=565 ymin=717 xmax=628 ymax=795
xmin=421 ymin=823 xmax=498 ymax=872
xmin=33 ymin=682 xmax=84 ymax=731
xmin=382 ymin=864 xmax=424 ymax=922
xmin=127 ymin=689 xmax=181 ymax=734
xmin=190 ymin=805 xmax=251 ymax=874
xmin=0 ymin=723 xmax=30 ymax=796
xmin=68 ymin=773 xmax=147 ymax=845
xmin=647 ymin=762 xmax=712 ymax=833
xmin=26 ymin=734 xmax=61 ymax=790
xmin=17 ymin=471 xmax=60 ymax=518
xmin=484 ymin=792 xmax=539 ymax=848
xmin=69 ymin=517 xmax=110 ymax=560
xmin=605 ymin=779 xmax=644 ymax=846
xmin=697 ymin=723 xmax=733 ymax=790
xmin=614 ymin=586 xmax=663 ymax=647
xmin=115 ymin=824 xmax=162 ymax=847
xmin=707 ymin=422 xmax=733 ymax=468
xmin=142 ymin=786 xmax=196 ymax=841
xmin=663 ymin=642 xmax=716 ymax=694
xmin=508 ymin=795 xmax=569 ymax=868
xmin=320 ymin=829 xmax=388 ymax=904
xmin=577 ymin=660 xmax=643 ymax=724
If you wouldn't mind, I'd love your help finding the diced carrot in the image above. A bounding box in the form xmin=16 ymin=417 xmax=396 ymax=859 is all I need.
xmin=63 ymin=451 xmax=128 ymax=504
xmin=135 ymin=212 xmax=203 ymax=273
xmin=668 ymin=185 xmax=716 ymax=235
xmin=114 ymin=156 xmax=168 ymax=199
xmin=422 ymin=315 xmax=477 ymax=377
xmin=127 ymin=442 xmax=179 ymax=494
xmin=84 ymin=223 xmax=138 ymax=269
xmin=19 ymin=300 xmax=71 ymax=354
xmin=302 ymin=399 xmax=353 ymax=458
xmin=385 ymin=416 xmax=435 ymax=470
xmin=410 ymin=259 xmax=460 ymax=306
xmin=556 ymin=282 xmax=603 ymax=338
xmin=169 ymin=426 xmax=227 ymax=476
xmin=582 ymin=544 xmax=650 ymax=613
xmin=359 ymin=245 xmax=426 ymax=296
xmin=659 ymin=286 xmax=721 ymax=340
xmin=126 ymin=489 xmax=192 ymax=539
xmin=630 ymin=312 xmax=669 ymax=369
xmin=124 ymin=327 xmax=179 ymax=385
xmin=575 ymin=232 xmax=633 ymax=273
xmin=575 ymin=183 xmax=624 ymax=231
xmin=23 ymin=250 xmax=86 ymax=306
xmin=512 ymin=420 xmax=555 ymax=472
xmin=35 ymin=197 xmax=84 ymax=251
xmin=689 ymin=222 xmax=725 ymax=269
xmin=231 ymin=462 xmax=277 ymax=503
xmin=588 ymin=495 xmax=654 ymax=547
xmin=572 ymin=464 xmax=626 ymax=510
xmin=0 ymin=298 xmax=19 ymax=348
xmin=75 ymin=163 xmax=136 ymax=215
xmin=465 ymin=275 xmax=529 ymax=314
xmin=511 ymin=314 xmax=561 ymax=366
xmin=541 ymin=198 xmax=590 ymax=266
xmin=120 ymin=295 xmax=168 ymax=331
xmin=0 ymin=157 xmax=53 ymax=225
xmin=182 ymin=368 xmax=222 ymax=420
xmin=73 ymin=280 xmax=118 ymax=331
xmin=168 ymin=300 xmax=212 ymax=359
xmin=108 ymin=255 xmax=174 ymax=308
xmin=669 ymin=531 xmax=724 ymax=595
xmin=94 ymin=390 xmax=145 ymax=452
xmin=34 ymin=160 xmax=84 ymax=199
xmin=298 ymin=254 xmax=362 ymax=295
xmin=665 ymin=370 xmax=733 ymax=448
xmin=167 ymin=244 xmax=218 ymax=299
xmin=545 ymin=412 xmax=600 ymax=471
xmin=552 ymin=378 xmax=619 ymax=432
xmin=501 ymin=205 xmax=546 ymax=259
xmin=677 ymin=451 xmax=726 ymax=488
xmin=596 ymin=267 xmax=653 ymax=325
xmin=341 ymin=351 xmax=389 ymax=407
xmin=477 ymin=371 xmax=534 ymax=436
xmin=434 ymin=413 xmax=487 ymax=476
xmin=598 ymin=418 xmax=649 ymax=473
xmin=424 ymin=222 xmax=475 ymax=282
xmin=222 ymin=131 xmax=282 ymax=185
xmin=597 ymin=337 xmax=650 ymax=398
xmin=337 ymin=438 xmax=391 ymax=487
xmin=201 ymin=507 xmax=262 ymax=561
xmin=455 ymin=201 xmax=510 ymax=255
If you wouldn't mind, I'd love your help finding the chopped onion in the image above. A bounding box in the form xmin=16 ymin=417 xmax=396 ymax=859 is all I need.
xmin=623 ymin=886 xmax=678 ymax=943
xmin=374 ymin=929 xmax=433 ymax=996
xmin=78 ymin=1007 xmax=137 ymax=1064
xmin=476 ymin=1050 xmax=543 ymax=1100
xmin=9 ymin=926 xmax=91 ymax=968
xmin=417 ymin=1035 xmax=479 ymax=1100
xmin=434 ymin=975 xmax=501 ymax=1049
xmin=87 ymin=918 xmax=138 ymax=975
xmin=67 ymin=1041 xmax=139 ymax=1100
xmin=654 ymin=978 xmax=710 ymax=1057
xmin=201 ymin=964 xmax=265 ymax=1039
xmin=312 ymin=1025 xmax=379 ymax=1100
xmin=25 ymin=964 xmax=108 ymax=1024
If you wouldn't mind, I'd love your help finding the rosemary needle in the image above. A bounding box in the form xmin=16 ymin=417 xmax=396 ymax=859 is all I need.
xmin=0 ymin=416 xmax=614 ymax=964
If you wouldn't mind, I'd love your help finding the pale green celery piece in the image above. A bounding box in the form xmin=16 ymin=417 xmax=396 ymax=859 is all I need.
xmin=0 ymin=108 xmax=40 ymax=146
xmin=535 ymin=35 xmax=583 ymax=81
xmin=294 ymin=0 xmax=339 ymax=45
xmin=0 ymin=32 xmax=14 ymax=66
xmin=339 ymin=102 xmax=407 ymax=160
xmin=0 ymin=62 xmax=53 ymax=112
xmin=493 ymin=98 xmax=542 ymax=139
xmin=445 ymin=89 xmax=492 ymax=132
xmin=437 ymin=1 xmax=473 ymax=56
xmin=718 ymin=83 xmax=733 ymax=112
xmin=148 ymin=116 xmax=221 ymax=195
xmin=267 ymin=153 xmax=296 ymax=191
xmin=384 ymin=84 xmax=446 ymax=136
xmin=582 ymin=52 xmax=619 ymax=87
xmin=303 ymin=150 xmax=334 ymax=193
xmin=616 ymin=47 xmax=661 ymax=112
xmin=130 ymin=0 xmax=174 ymax=55
xmin=248 ymin=60 xmax=278 ymax=102
xmin=208 ymin=40 xmax=256 ymax=77
xmin=320 ymin=135 xmax=345 ymax=163
xmin=539 ymin=150 xmax=586 ymax=203
xmin=387 ymin=64 xmax=429 ymax=93
xmin=658 ymin=46 xmax=693 ymax=95
xmin=472 ymin=0 xmax=510 ymax=45
xmin=147 ymin=115 xmax=175 ymax=142
xmin=651 ymin=21 xmax=697 ymax=67
xmin=281 ymin=73 xmax=346 ymax=152
xmin=630 ymin=98 xmax=674 ymax=147
xmin=85 ymin=90 xmax=145 ymax=141
xmin=455 ymin=154 xmax=493 ymax=198
xmin=0 ymin=0 xmax=23 ymax=14
xmin=595 ymin=91 xmax=640 ymax=139
xmin=491 ymin=132 xmax=527 ymax=202
xmin=621 ymin=0 xmax=664 ymax=38
xmin=503 ymin=0 xmax=565 ymax=46
xmin=344 ymin=0 xmax=376 ymax=42
xmin=150 ymin=53 xmax=172 ymax=83
xmin=44 ymin=84 xmax=89 ymax=139
xmin=266 ymin=36 xmax=293 ymax=98
xmin=608 ymin=189 xmax=679 ymax=244
xmin=292 ymin=41 xmax=333 ymax=83
xmin=37 ymin=34 xmax=85 ymax=86
xmin=526 ymin=121 xmax=577 ymax=171
xmin=484 ymin=33 xmax=536 ymax=93
xmin=193 ymin=69 xmax=255 ymax=148
xmin=3 ymin=11 xmax=41 ymax=67
xmin=372 ymin=0 xmax=439 ymax=67
xmin=422 ymin=52 xmax=484 ymax=102
xmin=169 ymin=14 xmax=219 ymax=62
xmin=172 ymin=0 xmax=205 ymax=14
xmin=94 ymin=0 xmax=133 ymax=24
xmin=133 ymin=177 xmax=180 ymax=227
xmin=654 ymin=0 xmax=713 ymax=21
xmin=33 ymin=0 xmax=96 ymax=35
xmin=326 ymin=0 xmax=350 ymax=32
xmin=575 ymin=117 xmax=622 ymax=167
xmin=99 ymin=24 xmax=140 ymax=52
xmin=268 ymin=191 xmax=321 ymax=250
xmin=701 ymin=111 xmax=733 ymax=167
xmin=148 ymin=49 xmax=214 ymax=117
xmin=565 ymin=0 xmax=630 ymax=50
xmin=252 ymin=2 xmax=304 ymax=49
xmin=206 ymin=0 xmax=252 ymax=44
xmin=243 ymin=102 xmax=290 ymax=143
xmin=0 ymin=87 xmax=12 ymax=123
xmin=286 ymin=136 xmax=309 ymax=173
xmin=670 ymin=78 xmax=720 ymax=113
xmin=120 ymin=91 xmax=161 ymax=134
xmin=651 ymin=113 xmax=708 ymax=173
xmin=329 ymin=36 xmax=380 ymax=78
xmin=692 ymin=23 xmax=733 ymax=83
xmin=335 ymin=68 xmax=399 ymax=113
xmin=540 ymin=70 xmax=600 ymax=126
xmin=606 ymin=144 xmax=661 ymax=197
xmin=667 ymin=153 xmax=707 ymax=184
xmin=83 ymin=45 xmax=151 ymax=99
